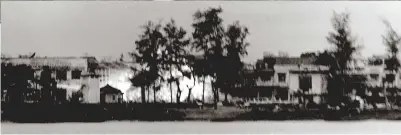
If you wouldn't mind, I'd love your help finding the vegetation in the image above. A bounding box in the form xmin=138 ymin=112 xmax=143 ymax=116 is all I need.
xmin=2 ymin=8 xmax=401 ymax=123
xmin=129 ymin=21 xmax=166 ymax=103
xmin=192 ymin=7 xmax=226 ymax=109
xmin=324 ymin=12 xmax=362 ymax=106
xmin=161 ymin=19 xmax=191 ymax=104
xmin=381 ymin=19 xmax=401 ymax=108
xmin=221 ymin=21 xmax=250 ymax=103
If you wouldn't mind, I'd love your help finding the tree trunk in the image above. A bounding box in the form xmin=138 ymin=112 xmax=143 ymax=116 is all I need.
xmin=202 ymin=76 xmax=206 ymax=104
xmin=141 ymin=86 xmax=146 ymax=103
xmin=224 ymin=92 xmax=228 ymax=104
xmin=170 ymin=68 xmax=173 ymax=103
xmin=153 ymin=84 xmax=156 ymax=103
xmin=384 ymin=86 xmax=389 ymax=109
xmin=186 ymin=77 xmax=196 ymax=103
xmin=212 ymin=81 xmax=218 ymax=109
xmin=170 ymin=82 xmax=173 ymax=103
xmin=187 ymin=88 xmax=192 ymax=103
xmin=175 ymin=81 xmax=182 ymax=104
xmin=147 ymin=87 xmax=150 ymax=103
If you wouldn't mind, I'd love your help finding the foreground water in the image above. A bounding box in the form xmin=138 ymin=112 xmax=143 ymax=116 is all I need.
xmin=2 ymin=120 xmax=401 ymax=134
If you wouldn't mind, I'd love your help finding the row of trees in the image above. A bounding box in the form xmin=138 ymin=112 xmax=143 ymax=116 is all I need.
xmin=301 ymin=12 xmax=400 ymax=107
xmin=1 ymin=62 xmax=63 ymax=104
xmin=130 ymin=8 xmax=400 ymax=108
xmin=129 ymin=7 xmax=250 ymax=108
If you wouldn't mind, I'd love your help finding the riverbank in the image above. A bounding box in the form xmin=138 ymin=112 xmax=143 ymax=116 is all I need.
xmin=2 ymin=103 xmax=401 ymax=122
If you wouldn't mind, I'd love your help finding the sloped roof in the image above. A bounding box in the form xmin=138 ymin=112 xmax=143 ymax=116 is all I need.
xmin=100 ymin=84 xmax=123 ymax=94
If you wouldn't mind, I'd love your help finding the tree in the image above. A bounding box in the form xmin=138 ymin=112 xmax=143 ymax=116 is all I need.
xmin=300 ymin=52 xmax=317 ymax=58
xmin=161 ymin=19 xmax=191 ymax=104
xmin=185 ymin=55 xmax=200 ymax=103
xmin=130 ymin=69 xmax=158 ymax=103
xmin=382 ymin=20 xmax=401 ymax=72
xmin=221 ymin=21 xmax=250 ymax=103
xmin=4 ymin=64 xmax=35 ymax=104
xmin=325 ymin=12 xmax=361 ymax=106
xmin=192 ymin=7 xmax=226 ymax=109
xmin=130 ymin=21 xmax=166 ymax=103
xmin=191 ymin=56 xmax=211 ymax=107
xmin=381 ymin=20 xmax=401 ymax=108
xmin=40 ymin=66 xmax=57 ymax=104
xmin=315 ymin=50 xmax=336 ymax=67
xmin=70 ymin=91 xmax=83 ymax=103
xmin=120 ymin=53 xmax=124 ymax=62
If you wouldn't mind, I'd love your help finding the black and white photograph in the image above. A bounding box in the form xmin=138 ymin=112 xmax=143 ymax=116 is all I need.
xmin=1 ymin=1 xmax=401 ymax=134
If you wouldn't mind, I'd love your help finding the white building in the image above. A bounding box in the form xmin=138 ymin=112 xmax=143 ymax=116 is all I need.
xmin=253 ymin=56 xmax=329 ymax=104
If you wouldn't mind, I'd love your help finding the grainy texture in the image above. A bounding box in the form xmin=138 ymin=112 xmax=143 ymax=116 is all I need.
xmin=2 ymin=121 xmax=401 ymax=134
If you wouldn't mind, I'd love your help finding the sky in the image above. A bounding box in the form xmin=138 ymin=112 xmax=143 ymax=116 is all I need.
xmin=2 ymin=1 xmax=401 ymax=63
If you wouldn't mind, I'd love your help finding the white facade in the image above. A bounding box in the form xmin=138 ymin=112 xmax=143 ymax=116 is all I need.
xmin=255 ymin=64 xmax=329 ymax=95
xmin=104 ymin=93 xmax=123 ymax=103
xmin=81 ymin=76 xmax=100 ymax=104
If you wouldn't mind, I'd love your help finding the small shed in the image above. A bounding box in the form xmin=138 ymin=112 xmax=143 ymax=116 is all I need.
xmin=100 ymin=84 xmax=124 ymax=103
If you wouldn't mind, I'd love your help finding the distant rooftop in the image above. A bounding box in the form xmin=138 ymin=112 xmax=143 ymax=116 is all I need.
xmin=275 ymin=57 xmax=316 ymax=65
xmin=1 ymin=56 xmax=98 ymax=69
xmin=257 ymin=57 xmax=317 ymax=65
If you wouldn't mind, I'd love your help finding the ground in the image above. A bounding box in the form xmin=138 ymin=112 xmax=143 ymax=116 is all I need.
xmin=2 ymin=121 xmax=401 ymax=134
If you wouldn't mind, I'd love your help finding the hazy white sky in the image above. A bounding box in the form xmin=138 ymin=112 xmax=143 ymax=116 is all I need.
xmin=2 ymin=1 xmax=401 ymax=62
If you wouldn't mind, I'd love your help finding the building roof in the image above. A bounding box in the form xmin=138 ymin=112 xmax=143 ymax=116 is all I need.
xmin=98 ymin=61 xmax=129 ymax=69
xmin=1 ymin=57 xmax=98 ymax=70
xmin=274 ymin=57 xmax=316 ymax=65
xmin=100 ymin=84 xmax=123 ymax=94
xmin=257 ymin=57 xmax=317 ymax=65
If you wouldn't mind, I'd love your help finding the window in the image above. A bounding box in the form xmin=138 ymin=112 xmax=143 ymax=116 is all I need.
xmin=260 ymin=71 xmax=274 ymax=81
xmin=278 ymin=73 xmax=286 ymax=82
xmin=385 ymin=74 xmax=395 ymax=83
xmin=276 ymin=88 xmax=289 ymax=100
xmin=368 ymin=59 xmax=383 ymax=66
xmin=260 ymin=76 xmax=272 ymax=81
xmin=56 ymin=70 xmax=67 ymax=80
xmin=71 ymin=70 xmax=81 ymax=79
xmin=370 ymin=74 xmax=379 ymax=80
xmin=299 ymin=75 xmax=312 ymax=92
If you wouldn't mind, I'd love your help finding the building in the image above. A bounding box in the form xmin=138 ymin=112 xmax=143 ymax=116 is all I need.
xmin=1 ymin=57 xmax=101 ymax=104
xmin=250 ymin=55 xmax=329 ymax=104
xmin=100 ymin=84 xmax=124 ymax=103
xmin=363 ymin=56 xmax=401 ymax=106
xmin=246 ymin=54 xmax=401 ymax=106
